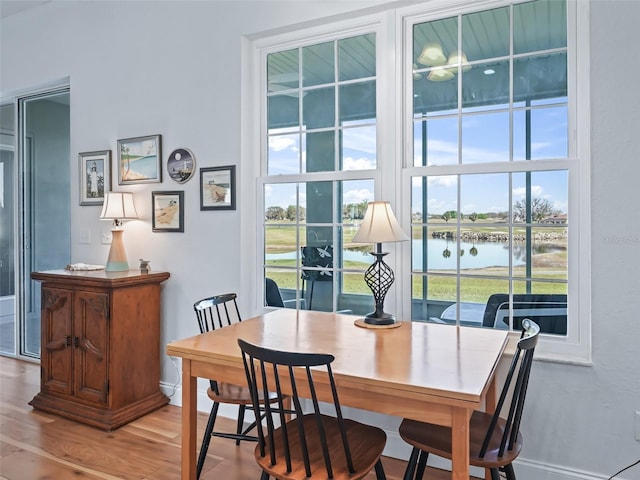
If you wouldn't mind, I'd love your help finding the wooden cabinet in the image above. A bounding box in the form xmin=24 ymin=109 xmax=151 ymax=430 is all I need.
xmin=29 ymin=269 xmax=170 ymax=431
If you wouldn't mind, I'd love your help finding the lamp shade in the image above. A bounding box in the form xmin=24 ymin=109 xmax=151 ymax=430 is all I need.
xmin=99 ymin=192 xmax=138 ymax=222
xmin=417 ymin=43 xmax=447 ymax=67
xmin=352 ymin=201 xmax=409 ymax=244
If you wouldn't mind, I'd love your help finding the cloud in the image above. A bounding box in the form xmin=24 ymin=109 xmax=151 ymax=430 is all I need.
xmin=269 ymin=136 xmax=298 ymax=152
xmin=343 ymin=156 xmax=375 ymax=170
xmin=512 ymin=185 xmax=544 ymax=199
xmin=344 ymin=188 xmax=373 ymax=204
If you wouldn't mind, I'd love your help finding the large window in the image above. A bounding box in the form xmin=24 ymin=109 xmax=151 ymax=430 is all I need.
xmin=251 ymin=0 xmax=589 ymax=362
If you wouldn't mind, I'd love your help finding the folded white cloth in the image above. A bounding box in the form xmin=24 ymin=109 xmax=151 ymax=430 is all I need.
xmin=65 ymin=263 xmax=105 ymax=271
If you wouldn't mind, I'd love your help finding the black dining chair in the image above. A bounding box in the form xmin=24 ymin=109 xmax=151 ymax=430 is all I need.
xmin=238 ymin=338 xmax=387 ymax=480
xmin=399 ymin=319 xmax=541 ymax=480
xmin=193 ymin=294 xmax=281 ymax=479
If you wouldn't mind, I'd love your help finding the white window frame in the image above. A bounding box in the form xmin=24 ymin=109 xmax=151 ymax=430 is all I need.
xmin=241 ymin=0 xmax=590 ymax=364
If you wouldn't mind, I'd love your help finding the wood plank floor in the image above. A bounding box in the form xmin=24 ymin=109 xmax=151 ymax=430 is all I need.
xmin=0 ymin=356 xmax=476 ymax=479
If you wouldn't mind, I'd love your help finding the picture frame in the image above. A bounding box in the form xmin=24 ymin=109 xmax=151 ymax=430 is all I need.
xmin=152 ymin=191 xmax=184 ymax=232
xmin=200 ymin=165 xmax=236 ymax=211
xmin=79 ymin=150 xmax=111 ymax=205
xmin=167 ymin=148 xmax=195 ymax=183
xmin=117 ymin=134 xmax=162 ymax=185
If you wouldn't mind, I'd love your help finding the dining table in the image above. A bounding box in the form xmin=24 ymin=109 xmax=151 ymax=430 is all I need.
xmin=166 ymin=309 xmax=509 ymax=480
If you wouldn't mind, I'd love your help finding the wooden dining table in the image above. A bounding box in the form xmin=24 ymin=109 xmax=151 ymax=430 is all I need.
xmin=166 ymin=309 xmax=509 ymax=480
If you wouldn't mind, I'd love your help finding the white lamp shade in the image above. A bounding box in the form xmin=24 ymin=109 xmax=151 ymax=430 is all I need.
xmin=99 ymin=192 xmax=138 ymax=221
xmin=427 ymin=66 xmax=455 ymax=82
xmin=352 ymin=201 xmax=409 ymax=244
xmin=417 ymin=43 xmax=447 ymax=67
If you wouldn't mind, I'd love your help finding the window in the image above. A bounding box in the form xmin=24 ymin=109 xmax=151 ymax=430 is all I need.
xmin=248 ymin=0 xmax=589 ymax=362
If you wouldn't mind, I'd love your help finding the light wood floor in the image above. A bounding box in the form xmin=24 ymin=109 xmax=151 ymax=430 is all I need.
xmin=0 ymin=356 xmax=475 ymax=479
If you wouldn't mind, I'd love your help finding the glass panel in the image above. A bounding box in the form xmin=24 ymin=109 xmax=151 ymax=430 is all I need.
xmin=514 ymin=106 xmax=568 ymax=160
xmin=462 ymin=7 xmax=509 ymax=61
xmin=512 ymin=226 xmax=568 ymax=280
xmin=459 ymin=277 xmax=510 ymax=325
xmin=413 ymin=74 xmax=458 ymax=117
xmin=305 ymin=181 xmax=333 ymax=224
xmin=340 ymin=179 xmax=374 ymax=226
xmin=303 ymin=86 xmax=335 ymax=129
xmin=461 ymin=59 xmax=509 ymax=111
xmin=413 ymin=17 xmax=457 ymax=69
xmin=304 ymin=131 xmax=334 ymax=173
xmin=339 ymin=271 xmax=372 ymax=315
xmin=421 ymin=175 xmax=458 ymax=224
xmin=461 ymin=173 xmax=509 ymax=220
xmin=267 ymin=93 xmax=299 ymax=132
xmin=498 ymin=283 xmax=568 ymax=335
xmin=341 ymin=126 xmax=377 ymax=170
xmin=265 ymin=226 xmax=301 ymax=267
xmin=303 ymin=41 xmax=334 ymax=87
xmin=265 ymin=268 xmax=304 ymax=308
xmin=268 ymin=133 xmax=300 ymax=175
xmin=512 ymin=170 xmax=568 ymax=224
xmin=267 ymin=48 xmax=299 ymax=93
xmin=265 ymin=182 xmax=298 ymax=224
xmin=461 ymin=111 xmax=509 ymax=163
xmin=413 ymin=117 xmax=458 ymax=166
xmin=514 ymin=0 xmax=567 ymax=54
xmin=339 ymin=81 xmax=376 ymax=126
xmin=458 ymin=227 xmax=512 ymax=276
xmin=339 ymin=33 xmax=376 ymax=81
xmin=514 ymin=53 xmax=567 ymax=104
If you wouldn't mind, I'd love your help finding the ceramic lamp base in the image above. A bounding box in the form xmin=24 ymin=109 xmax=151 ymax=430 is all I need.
xmin=105 ymin=229 xmax=129 ymax=272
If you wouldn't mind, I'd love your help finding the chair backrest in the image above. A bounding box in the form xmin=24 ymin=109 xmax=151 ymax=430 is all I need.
xmin=238 ymin=338 xmax=356 ymax=478
xmin=193 ymin=293 xmax=241 ymax=334
xmin=479 ymin=319 xmax=540 ymax=459
xmin=482 ymin=293 xmax=567 ymax=334
xmin=265 ymin=278 xmax=285 ymax=308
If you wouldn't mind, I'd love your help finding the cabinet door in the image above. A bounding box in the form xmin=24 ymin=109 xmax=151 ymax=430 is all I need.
xmin=73 ymin=291 xmax=109 ymax=405
xmin=41 ymin=287 xmax=73 ymax=396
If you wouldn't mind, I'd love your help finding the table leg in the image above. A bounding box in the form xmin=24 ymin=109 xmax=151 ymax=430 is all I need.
xmin=181 ymin=359 xmax=197 ymax=480
xmin=451 ymin=407 xmax=472 ymax=480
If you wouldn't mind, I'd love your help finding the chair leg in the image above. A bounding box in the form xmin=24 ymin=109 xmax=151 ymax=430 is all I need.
xmin=490 ymin=468 xmax=501 ymax=480
xmin=197 ymin=401 xmax=220 ymax=479
xmin=503 ymin=463 xmax=516 ymax=480
xmin=260 ymin=471 xmax=269 ymax=480
xmin=235 ymin=405 xmax=246 ymax=446
xmin=403 ymin=447 xmax=420 ymax=480
xmin=414 ymin=450 xmax=429 ymax=480
xmin=374 ymin=458 xmax=387 ymax=480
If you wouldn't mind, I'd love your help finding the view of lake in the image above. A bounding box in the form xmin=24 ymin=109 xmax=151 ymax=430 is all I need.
xmin=265 ymin=238 xmax=564 ymax=270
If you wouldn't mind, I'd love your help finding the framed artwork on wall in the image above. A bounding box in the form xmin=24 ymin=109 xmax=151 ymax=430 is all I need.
xmin=79 ymin=150 xmax=111 ymax=206
xmin=167 ymin=148 xmax=195 ymax=183
xmin=200 ymin=165 xmax=236 ymax=211
xmin=117 ymin=134 xmax=162 ymax=185
xmin=152 ymin=190 xmax=184 ymax=232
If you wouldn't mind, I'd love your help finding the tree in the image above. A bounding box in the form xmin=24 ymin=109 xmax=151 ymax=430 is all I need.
xmin=513 ymin=198 xmax=558 ymax=223
xmin=265 ymin=206 xmax=285 ymax=221
xmin=285 ymin=205 xmax=297 ymax=221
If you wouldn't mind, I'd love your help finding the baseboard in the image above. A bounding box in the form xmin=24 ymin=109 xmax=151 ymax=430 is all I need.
xmin=160 ymin=382 xmax=613 ymax=480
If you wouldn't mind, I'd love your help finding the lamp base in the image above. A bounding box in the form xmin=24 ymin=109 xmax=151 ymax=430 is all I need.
xmin=105 ymin=229 xmax=129 ymax=272
xmin=363 ymin=311 xmax=396 ymax=326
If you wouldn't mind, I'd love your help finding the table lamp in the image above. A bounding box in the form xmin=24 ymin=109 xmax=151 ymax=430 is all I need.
xmin=352 ymin=201 xmax=409 ymax=325
xmin=99 ymin=192 xmax=138 ymax=272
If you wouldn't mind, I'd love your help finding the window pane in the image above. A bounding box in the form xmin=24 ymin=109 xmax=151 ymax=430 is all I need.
xmin=268 ymin=133 xmax=300 ymax=175
xmin=461 ymin=112 xmax=509 ymax=164
xmin=341 ymin=179 xmax=374 ymax=225
xmin=512 ymin=170 xmax=568 ymax=224
xmin=514 ymin=53 xmax=567 ymax=103
xmin=512 ymin=226 xmax=568 ymax=280
xmin=462 ymin=7 xmax=509 ymax=61
xmin=265 ymin=183 xmax=299 ymax=224
xmin=267 ymin=48 xmax=298 ymax=93
xmin=304 ymin=131 xmax=335 ymax=173
xmin=461 ymin=173 xmax=509 ymax=218
xmin=458 ymin=227 xmax=513 ymax=276
xmin=514 ymin=106 xmax=568 ymax=160
xmin=303 ymin=86 xmax=335 ymax=129
xmin=267 ymin=93 xmax=299 ymax=132
xmin=339 ymin=34 xmax=376 ymax=81
xmin=514 ymin=0 xmax=567 ymax=54
xmin=461 ymin=59 xmax=509 ymax=111
xmin=303 ymin=41 xmax=334 ymax=87
xmin=342 ymin=126 xmax=376 ymax=170
xmin=305 ymin=181 xmax=333 ymax=224
xmin=413 ymin=117 xmax=458 ymax=166
xmin=413 ymin=17 xmax=457 ymax=68
xmin=339 ymin=81 xmax=376 ymax=125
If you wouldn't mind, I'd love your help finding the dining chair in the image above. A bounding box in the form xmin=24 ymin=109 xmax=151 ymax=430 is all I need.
xmin=193 ymin=294 xmax=280 ymax=479
xmin=238 ymin=338 xmax=387 ymax=480
xmin=399 ymin=319 xmax=541 ymax=480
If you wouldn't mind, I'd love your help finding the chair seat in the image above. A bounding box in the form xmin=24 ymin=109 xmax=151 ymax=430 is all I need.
xmin=207 ymin=382 xmax=279 ymax=405
xmin=399 ymin=410 xmax=523 ymax=469
xmin=256 ymin=414 xmax=386 ymax=480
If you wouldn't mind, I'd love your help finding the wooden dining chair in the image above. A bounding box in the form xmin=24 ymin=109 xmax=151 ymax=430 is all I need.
xmin=399 ymin=319 xmax=541 ymax=480
xmin=193 ymin=294 xmax=280 ymax=479
xmin=238 ymin=338 xmax=387 ymax=480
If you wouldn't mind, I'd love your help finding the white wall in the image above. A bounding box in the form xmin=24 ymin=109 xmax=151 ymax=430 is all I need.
xmin=1 ymin=1 xmax=639 ymax=479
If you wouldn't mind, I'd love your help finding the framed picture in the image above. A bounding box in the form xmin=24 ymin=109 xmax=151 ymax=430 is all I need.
xmin=167 ymin=148 xmax=195 ymax=183
xmin=79 ymin=150 xmax=111 ymax=205
xmin=152 ymin=191 xmax=184 ymax=232
xmin=200 ymin=165 xmax=236 ymax=211
xmin=117 ymin=134 xmax=162 ymax=185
